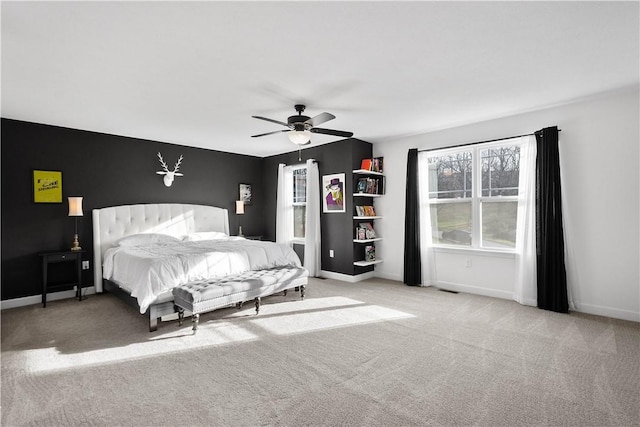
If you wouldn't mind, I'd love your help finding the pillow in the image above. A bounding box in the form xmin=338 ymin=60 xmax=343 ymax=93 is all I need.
xmin=181 ymin=231 xmax=229 ymax=242
xmin=116 ymin=233 xmax=181 ymax=247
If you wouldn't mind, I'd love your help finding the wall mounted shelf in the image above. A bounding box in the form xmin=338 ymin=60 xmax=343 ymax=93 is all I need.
xmin=353 ymin=193 xmax=383 ymax=197
xmin=353 ymin=238 xmax=382 ymax=244
xmin=353 ymin=259 xmax=384 ymax=267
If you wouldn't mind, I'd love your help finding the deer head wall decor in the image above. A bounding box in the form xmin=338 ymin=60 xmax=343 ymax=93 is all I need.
xmin=156 ymin=152 xmax=184 ymax=187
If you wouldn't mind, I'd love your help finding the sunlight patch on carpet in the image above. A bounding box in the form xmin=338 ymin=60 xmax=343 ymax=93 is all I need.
xmin=21 ymin=297 xmax=413 ymax=374
xmin=226 ymin=296 xmax=366 ymax=317
xmin=22 ymin=321 xmax=259 ymax=374
xmin=249 ymin=304 xmax=415 ymax=335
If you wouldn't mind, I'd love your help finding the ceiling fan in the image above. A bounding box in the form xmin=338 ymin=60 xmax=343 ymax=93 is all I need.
xmin=251 ymin=104 xmax=353 ymax=146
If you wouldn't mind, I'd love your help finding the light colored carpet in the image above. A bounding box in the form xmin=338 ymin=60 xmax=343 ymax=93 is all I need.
xmin=2 ymin=277 xmax=639 ymax=426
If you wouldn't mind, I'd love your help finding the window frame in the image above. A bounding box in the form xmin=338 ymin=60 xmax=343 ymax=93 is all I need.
xmin=426 ymin=138 xmax=522 ymax=252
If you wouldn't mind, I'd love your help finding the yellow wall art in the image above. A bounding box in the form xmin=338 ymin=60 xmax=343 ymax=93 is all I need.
xmin=33 ymin=170 xmax=62 ymax=203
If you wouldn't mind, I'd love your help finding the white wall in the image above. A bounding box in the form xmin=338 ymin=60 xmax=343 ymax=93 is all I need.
xmin=373 ymin=87 xmax=640 ymax=322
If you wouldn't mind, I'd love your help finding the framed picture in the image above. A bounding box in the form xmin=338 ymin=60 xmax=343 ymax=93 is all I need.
xmin=322 ymin=173 xmax=346 ymax=213
xmin=239 ymin=183 xmax=252 ymax=205
xmin=33 ymin=170 xmax=62 ymax=203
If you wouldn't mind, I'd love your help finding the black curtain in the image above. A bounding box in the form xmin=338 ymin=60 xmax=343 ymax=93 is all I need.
xmin=404 ymin=148 xmax=421 ymax=286
xmin=535 ymin=126 xmax=568 ymax=313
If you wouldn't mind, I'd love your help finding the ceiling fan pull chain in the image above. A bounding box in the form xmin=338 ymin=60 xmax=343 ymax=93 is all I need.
xmin=298 ymin=147 xmax=302 ymax=162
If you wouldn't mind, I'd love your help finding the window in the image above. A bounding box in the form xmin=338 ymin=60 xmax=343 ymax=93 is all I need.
xmin=425 ymin=139 xmax=521 ymax=249
xmin=292 ymin=166 xmax=307 ymax=240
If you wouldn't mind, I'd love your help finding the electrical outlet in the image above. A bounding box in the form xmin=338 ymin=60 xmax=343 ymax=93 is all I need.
xmin=465 ymin=259 xmax=472 ymax=268
xmin=329 ymin=250 xmax=334 ymax=258
xmin=82 ymin=260 xmax=90 ymax=270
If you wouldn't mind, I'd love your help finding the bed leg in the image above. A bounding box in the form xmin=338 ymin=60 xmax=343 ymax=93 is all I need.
xmin=177 ymin=308 xmax=184 ymax=326
xmin=255 ymin=296 xmax=261 ymax=315
xmin=300 ymin=285 xmax=305 ymax=300
xmin=283 ymin=289 xmax=288 ymax=296
xmin=192 ymin=313 xmax=200 ymax=334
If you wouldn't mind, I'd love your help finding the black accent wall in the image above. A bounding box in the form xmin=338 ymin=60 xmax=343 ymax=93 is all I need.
xmin=1 ymin=119 xmax=264 ymax=300
xmin=262 ymin=139 xmax=373 ymax=276
xmin=1 ymin=119 xmax=374 ymax=301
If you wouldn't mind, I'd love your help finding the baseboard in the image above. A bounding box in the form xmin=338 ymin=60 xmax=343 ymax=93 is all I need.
xmin=1 ymin=286 xmax=97 ymax=310
xmin=573 ymin=302 xmax=640 ymax=322
xmin=436 ymin=281 xmax=639 ymax=323
xmin=435 ymin=280 xmax=514 ymax=301
xmin=320 ymin=270 xmax=376 ymax=283
xmin=373 ymin=271 xmax=403 ymax=282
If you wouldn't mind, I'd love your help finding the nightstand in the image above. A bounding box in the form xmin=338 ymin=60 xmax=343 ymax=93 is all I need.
xmin=38 ymin=250 xmax=84 ymax=307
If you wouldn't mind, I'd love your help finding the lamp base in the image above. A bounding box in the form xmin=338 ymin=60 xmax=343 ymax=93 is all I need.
xmin=238 ymin=225 xmax=244 ymax=237
xmin=71 ymin=234 xmax=82 ymax=251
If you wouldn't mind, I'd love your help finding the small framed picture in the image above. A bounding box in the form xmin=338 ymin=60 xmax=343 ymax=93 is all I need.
xmin=33 ymin=170 xmax=62 ymax=203
xmin=322 ymin=173 xmax=346 ymax=213
xmin=239 ymin=183 xmax=252 ymax=205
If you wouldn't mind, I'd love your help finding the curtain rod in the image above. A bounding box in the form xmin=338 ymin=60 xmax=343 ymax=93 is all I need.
xmin=418 ymin=128 xmax=561 ymax=152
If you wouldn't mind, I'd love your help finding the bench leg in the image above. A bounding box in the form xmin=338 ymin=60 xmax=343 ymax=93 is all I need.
xmin=236 ymin=301 xmax=244 ymax=309
xmin=300 ymin=285 xmax=305 ymax=300
xmin=255 ymin=296 xmax=261 ymax=314
xmin=192 ymin=313 xmax=200 ymax=334
xmin=177 ymin=307 xmax=185 ymax=326
xmin=283 ymin=289 xmax=288 ymax=296
xmin=149 ymin=317 xmax=158 ymax=332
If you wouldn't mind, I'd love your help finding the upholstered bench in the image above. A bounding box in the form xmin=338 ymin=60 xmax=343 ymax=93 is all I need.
xmin=172 ymin=266 xmax=308 ymax=333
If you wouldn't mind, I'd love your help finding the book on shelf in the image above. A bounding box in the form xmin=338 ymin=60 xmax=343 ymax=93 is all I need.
xmin=372 ymin=157 xmax=383 ymax=173
xmin=356 ymin=178 xmax=368 ymax=193
xmin=365 ymin=245 xmax=376 ymax=262
xmin=360 ymin=158 xmax=372 ymax=171
xmin=355 ymin=205 xmax=376 ymax=216
xmin=356 ymin=227 xmax=366 ymax=240
xmin=363 ymin=205 xmax=376 ymax=216
xmin=359 ymin=157 xmax=384 ymax=173
xmin=356 ymin=176 xmax=384 ymax=194
xmin=358 ymin=222 xmax=376 ymax=239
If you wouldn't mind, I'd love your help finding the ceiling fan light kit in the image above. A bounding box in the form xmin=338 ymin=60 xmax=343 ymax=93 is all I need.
xmin=252 ymin=104 xmax=353 ymax=146
xmin=288 ymin=130 xmax=312 ymax=145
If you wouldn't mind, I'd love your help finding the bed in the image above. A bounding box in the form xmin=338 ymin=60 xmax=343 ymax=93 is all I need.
xmin=93 ymin=203 xmax=308 ymax=331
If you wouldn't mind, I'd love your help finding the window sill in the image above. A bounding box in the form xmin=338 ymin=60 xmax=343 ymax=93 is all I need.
xmin=292 ymin=238 xmax=305 ymax=245
xmin=432 ymin=245 xmax=516 ymax=259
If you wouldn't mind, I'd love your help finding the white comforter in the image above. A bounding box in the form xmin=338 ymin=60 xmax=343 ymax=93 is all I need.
xmin=103 ymin=237 xmax=302 ymax=313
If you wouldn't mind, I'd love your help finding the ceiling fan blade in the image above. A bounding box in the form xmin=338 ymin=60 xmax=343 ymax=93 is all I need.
xmin=252 ymin=116 xmax=290 ymax=128
xmin=251 ymin=129 xmax=289 ymax=138
xmin=305 ymin=112 xmax=335 ymax=127
xmin=310 ymin=128 xmax=353 ymax=138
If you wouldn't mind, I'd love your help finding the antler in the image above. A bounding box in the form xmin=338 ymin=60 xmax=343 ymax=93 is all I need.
xmin=157 ymin=152 xmax=169 ymax=172
xmin=174 ymin=155 xmax=183 ymax=173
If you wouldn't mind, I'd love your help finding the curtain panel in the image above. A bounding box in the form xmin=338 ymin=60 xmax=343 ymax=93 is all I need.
xmin=513 ymin=135 xmax=538 ymax=306
xmin=404 ymin=149 xmax=422 ymax=285
xmin=275 ymin=164 xmax=294 ymax=245
xmin=304 ymin=159 xmax=321 ymax=276
xmin=535 ymin=126 xmax=569 ymax=313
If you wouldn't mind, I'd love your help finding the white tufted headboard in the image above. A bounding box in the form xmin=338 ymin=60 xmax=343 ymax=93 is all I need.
xmin=92 ymin=203 xmax=229 ymax=292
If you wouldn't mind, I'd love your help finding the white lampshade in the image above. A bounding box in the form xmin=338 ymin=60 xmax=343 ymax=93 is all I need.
xmin=288 ymin=130 xmax=311 ymax=145
xmin=68 ymin=197 xmax=84 ymax=217
xmin=235 ymin=200 xmax=245 ymax=214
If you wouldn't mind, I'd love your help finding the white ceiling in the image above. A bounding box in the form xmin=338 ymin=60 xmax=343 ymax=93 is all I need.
xmin=2 ymin=1 xmax=638 ymax=157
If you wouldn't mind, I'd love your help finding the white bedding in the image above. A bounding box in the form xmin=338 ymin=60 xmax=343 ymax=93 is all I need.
xmin=103 ymin=236 xmax=301 ymax=313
